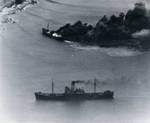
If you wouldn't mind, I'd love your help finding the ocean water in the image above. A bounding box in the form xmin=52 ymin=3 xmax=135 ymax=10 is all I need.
xmin=1 ymin=0 xmax=150 ymax=123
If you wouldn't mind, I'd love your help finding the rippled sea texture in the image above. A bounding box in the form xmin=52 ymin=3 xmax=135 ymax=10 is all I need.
xmin=1 ymin=0 xmax=150 ymax=123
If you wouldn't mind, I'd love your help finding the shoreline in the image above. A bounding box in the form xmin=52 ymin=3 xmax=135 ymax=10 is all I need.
xmin=1 ymin=0 xmax=37 ymax=15
xmin=0 ymin=0 xmax=38 ymax=24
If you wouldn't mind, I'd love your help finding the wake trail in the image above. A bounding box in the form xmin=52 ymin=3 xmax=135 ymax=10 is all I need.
xmin=65 ymin=41 xmax=142 ymax=57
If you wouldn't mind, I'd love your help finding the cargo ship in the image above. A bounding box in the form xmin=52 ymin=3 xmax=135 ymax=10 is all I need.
xmin=42 ymin=24 xmax=64 ymax=41
xmin=35 ymin=79 xmax=114 ymax=101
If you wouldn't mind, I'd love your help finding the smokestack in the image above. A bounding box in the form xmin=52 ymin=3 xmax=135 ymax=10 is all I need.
xmin=71 ymin=81 xmax=75 ymax=92
xmin=71 ymin=80 xmax=84 ymax=92
xmin=94 ymin=78 xmax=96 ymax=93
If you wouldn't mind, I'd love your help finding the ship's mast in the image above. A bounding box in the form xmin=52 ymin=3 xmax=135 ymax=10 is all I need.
xmin=47 ymin=23 xmax=49 ymax=30
xmin=52 ymin=79 xmax=54 ymax=94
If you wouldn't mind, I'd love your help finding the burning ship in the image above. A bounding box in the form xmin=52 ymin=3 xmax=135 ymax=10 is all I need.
xmin=35 ymin=80 xmax=114 ymax=101
xmin=42 ymin=24 xmax=64 ymax=41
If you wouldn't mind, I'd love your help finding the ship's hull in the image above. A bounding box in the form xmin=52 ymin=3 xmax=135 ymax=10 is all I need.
xmin=42 ymin=28 xmax=64 ymax=41
xmin=35 ymin=91 xmax=114 ymax=101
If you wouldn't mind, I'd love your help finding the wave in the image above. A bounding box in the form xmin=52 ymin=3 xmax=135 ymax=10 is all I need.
xmin=45 ymin=0 xmax=91 ymax=9
xmin=45 ymin=0 xmax=63 ymax=5
xmin=65 ymin=41 xmax=141 ymax=57
xmin=25 ymin=11 xmax=61 ymax=25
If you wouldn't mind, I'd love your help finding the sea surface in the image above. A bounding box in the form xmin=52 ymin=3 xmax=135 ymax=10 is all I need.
xmin=1 ymin=0 xmax=150 ymax=123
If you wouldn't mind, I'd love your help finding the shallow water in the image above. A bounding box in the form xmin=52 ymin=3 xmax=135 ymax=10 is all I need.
xmin=1 ymin=0 xmax=150 ymax=123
